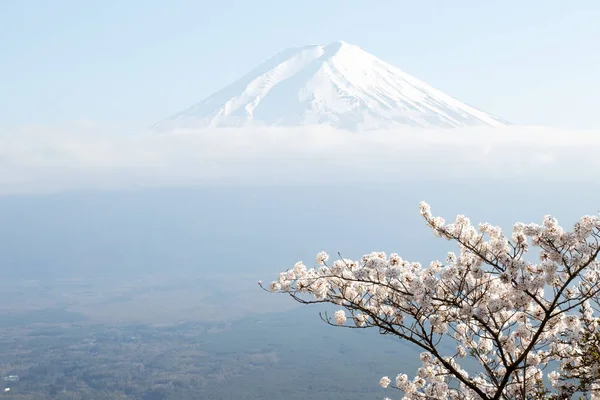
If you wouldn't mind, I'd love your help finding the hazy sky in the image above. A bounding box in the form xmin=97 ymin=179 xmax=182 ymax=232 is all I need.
xmin=1 ymin=0 xmax=599 ymax=130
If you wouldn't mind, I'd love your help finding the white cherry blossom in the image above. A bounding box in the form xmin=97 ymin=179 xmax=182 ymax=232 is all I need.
xmin=261 ymin=202 xmax=600 ymax=399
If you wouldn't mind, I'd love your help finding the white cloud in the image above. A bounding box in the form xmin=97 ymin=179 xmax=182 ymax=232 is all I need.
xmin=0 ymin=123 xmax=598 ymax=195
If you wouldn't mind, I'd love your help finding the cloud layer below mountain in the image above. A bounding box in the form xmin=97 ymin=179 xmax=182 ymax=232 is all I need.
xmin=0 ymin=124 xmax=597 ymax=195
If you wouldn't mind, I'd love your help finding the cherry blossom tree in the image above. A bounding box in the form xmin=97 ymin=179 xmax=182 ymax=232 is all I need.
xmin=261 ymin=202 xmax=600 ymax=400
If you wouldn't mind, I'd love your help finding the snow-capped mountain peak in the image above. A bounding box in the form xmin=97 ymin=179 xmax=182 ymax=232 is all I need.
xmin=154 ymin=41 xmax=508 ymax=131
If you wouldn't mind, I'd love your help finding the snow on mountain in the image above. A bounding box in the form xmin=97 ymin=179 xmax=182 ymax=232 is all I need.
xmin=154 ymin=40 xmax=509 ymax=131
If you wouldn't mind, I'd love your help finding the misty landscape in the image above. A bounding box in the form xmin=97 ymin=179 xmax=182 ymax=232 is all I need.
xmin=2 ymin=2 xmax=600 ymax=399
xmin=1 ymin=182 xmax=598 ymax=399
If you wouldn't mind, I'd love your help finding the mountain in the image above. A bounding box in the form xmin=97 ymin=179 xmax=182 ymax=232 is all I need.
xmin=154 ymin=41 xmax=509 ymax=131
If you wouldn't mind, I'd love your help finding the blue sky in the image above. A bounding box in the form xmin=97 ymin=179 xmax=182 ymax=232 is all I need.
xmin=1 ymin=0 xmax=599 ymax=130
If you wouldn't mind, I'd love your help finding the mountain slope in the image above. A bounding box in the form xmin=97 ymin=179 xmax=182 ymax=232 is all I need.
xmin=154 ymin=41 xmax=508 ymax=131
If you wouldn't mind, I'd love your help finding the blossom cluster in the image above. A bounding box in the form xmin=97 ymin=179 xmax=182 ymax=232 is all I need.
xmin=263 ymin=202 xmax=600 ymax=400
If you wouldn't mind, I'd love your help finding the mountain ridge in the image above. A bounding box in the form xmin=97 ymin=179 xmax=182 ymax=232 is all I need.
xmin=154 ymin=41 xmax=509 ymax=131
